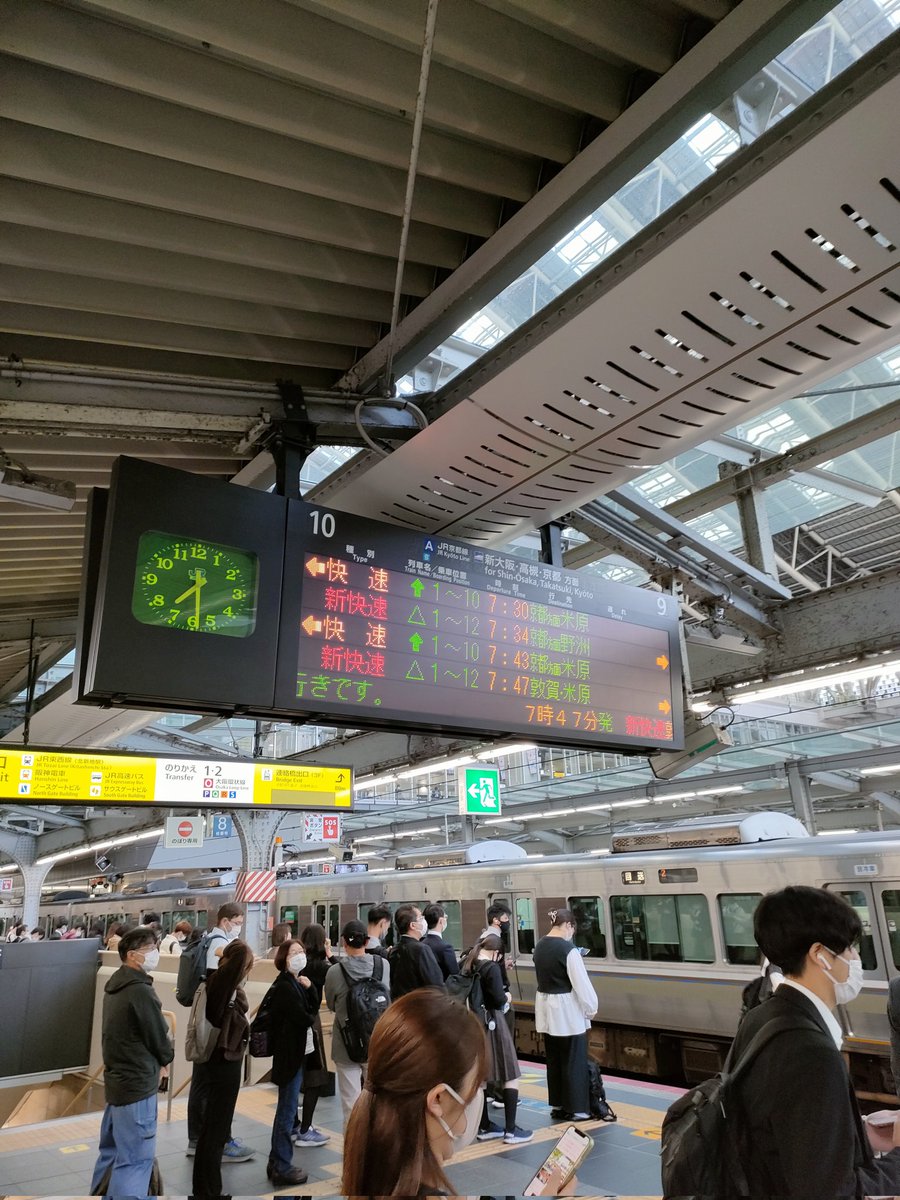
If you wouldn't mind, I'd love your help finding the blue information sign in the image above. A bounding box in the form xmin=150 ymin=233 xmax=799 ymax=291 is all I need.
xmin=209 ymin=814 xmax=233 ymax=839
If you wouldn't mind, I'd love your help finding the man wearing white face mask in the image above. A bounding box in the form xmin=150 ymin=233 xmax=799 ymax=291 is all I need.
xmin=90 ymin=927 xmax=173 ymax=1197
xmin=724 ymin=885 xmax=900 ymax=1199
xmin=389 ymin=904 xmax=444 ymax=999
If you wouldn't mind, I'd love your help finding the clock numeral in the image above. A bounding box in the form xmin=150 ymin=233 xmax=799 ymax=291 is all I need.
xmin=168 ymin=609 xmax=180 ymax=624
xmin=205 ymin=615 xmax=217 ymax=629
xmin=143 ymin=572 xmax=158 ymax=585
xmin=155 ymin=557 xmax=173 ymax=570
xmin=213 ymin=553 xmax=222 ymax=566
xmin=191 ymin=545 xmax=207 ymax=560
xmin=173 ymin=546 xmax=188 ymax=560
xmin=232 ymin=588 xmax=245 ymax=600
xmin=187 ymin=615 xmax=198 ymax=629
xmin=223 ymin=606 xmax=235 ymax=617
xmin=150 ymin=594 xmax=164 ymax=607
xmin=226 ymin=569 xmax=239 ymax=581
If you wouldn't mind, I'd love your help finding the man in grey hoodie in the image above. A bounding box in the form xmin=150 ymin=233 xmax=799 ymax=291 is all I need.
xmin=324 ymin=919 xmax=391 ymax=1123
xmin=89 ymin=926 xmax=173 ymax=1196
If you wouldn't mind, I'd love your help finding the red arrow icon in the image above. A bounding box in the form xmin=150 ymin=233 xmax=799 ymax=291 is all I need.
xmin=306 ymin=557 xmax=326 ymax=577
xmin=656 ymin=655 xmax=669 ymax=670
xmin=658 ymin=699 xmax=672 ymax=715
xmin=301 ymin=615 xmax=322 ymax=635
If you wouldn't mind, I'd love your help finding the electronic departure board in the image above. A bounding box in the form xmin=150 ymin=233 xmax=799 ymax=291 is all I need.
xmin=274 ymin=502 xmax=683 ymax=751
xmin=78 ymin=459 xmax=683 ymax=752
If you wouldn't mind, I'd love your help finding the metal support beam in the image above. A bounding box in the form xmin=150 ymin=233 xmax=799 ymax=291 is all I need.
xmin=539 ymin=522 xmax=564 ymax=568
xmin=872 ymin=791 xmax=900 ymax=819
xmin=730 ymin=471 xmax=778 ymax=579
xmin=607 ymin=489 xmax=789 ymax=600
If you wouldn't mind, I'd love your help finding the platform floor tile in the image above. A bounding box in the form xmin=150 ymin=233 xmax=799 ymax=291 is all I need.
xmin=0 ymin=1065 xmax=672 ymax=1198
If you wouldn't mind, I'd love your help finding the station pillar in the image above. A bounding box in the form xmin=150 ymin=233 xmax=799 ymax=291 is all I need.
xmin=0 ymin=833 xmax=52 ymax=930
xmin=232 ymin=809 xmax=289 ymax=956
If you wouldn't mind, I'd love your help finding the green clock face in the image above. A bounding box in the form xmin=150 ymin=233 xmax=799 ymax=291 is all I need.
xmin=131 ymin=531 xmax=258 ymax=638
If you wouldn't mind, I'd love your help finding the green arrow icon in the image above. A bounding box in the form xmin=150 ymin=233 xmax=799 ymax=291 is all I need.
xmin=409 ymin=633 xmax=423 ymax=652
xmin=410 ymin=578 xmax=424 ymax=597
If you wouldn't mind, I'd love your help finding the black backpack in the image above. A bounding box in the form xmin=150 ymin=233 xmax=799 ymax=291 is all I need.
xmin=446 ymin=965 xmax=494 ymax=1029
xmin=339 ymin=955 xmax=390 ymax=1063
xmin=739 ymin=963 xmax=780 ymax=1020
xmin=587 ymin=1059 xmax=616 ymax=1122
xmin=175 ymin=930 xmax=224 ymax=1007
xmin=248 ymin=981 xmax=278 ymax=1058
xmin=660 ymin=1015 xmax=801 ymax=1198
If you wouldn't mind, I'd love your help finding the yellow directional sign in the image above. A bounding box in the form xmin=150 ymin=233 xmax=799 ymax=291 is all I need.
xmin=0 ymin=748 xmax=352 ymax=809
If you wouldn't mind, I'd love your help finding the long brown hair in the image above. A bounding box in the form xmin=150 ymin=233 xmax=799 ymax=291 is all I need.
xmin=341 ymin=988 xmax=487 ymax=1197
xmin=462 ymin=932 xmax=502 ymax=974
xmin=207 ymin=938 xmax=253 ymax=1006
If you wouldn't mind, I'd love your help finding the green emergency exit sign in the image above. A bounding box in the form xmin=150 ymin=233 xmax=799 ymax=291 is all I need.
xmin=458 ymin=765 xmax=501 ymax=816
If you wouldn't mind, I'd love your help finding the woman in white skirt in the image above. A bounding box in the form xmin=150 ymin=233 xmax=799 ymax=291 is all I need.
xmin=533 ymin=908 xmax=598 ymax=1120
xmin=462 ymin=934 xmax=534 ymax=1145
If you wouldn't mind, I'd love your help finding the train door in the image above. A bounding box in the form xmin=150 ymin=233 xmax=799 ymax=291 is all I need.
xmin=825 ymin=883 xmax=884 ymax=977
xmin=489 ymin=890 xmax=536 ymax=956
xmin=313 ymin=901 xmax=341 ymax=948
xmin=876 ymin=883 xmax=900 ymax=976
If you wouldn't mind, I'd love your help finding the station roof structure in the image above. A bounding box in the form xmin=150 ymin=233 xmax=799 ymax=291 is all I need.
xmin=2 ymin=0 xmax=900 ymax=878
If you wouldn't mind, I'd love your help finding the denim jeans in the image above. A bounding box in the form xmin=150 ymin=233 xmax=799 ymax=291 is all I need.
xmin=269 ymin=1067 xmax=304 ymax=1175
xmin=90 ymin=1093 xmax=157 ymax=1197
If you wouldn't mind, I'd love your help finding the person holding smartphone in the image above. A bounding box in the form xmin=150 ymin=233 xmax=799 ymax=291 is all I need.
xmin=533 ymin=908 xmax=598 ymax=1121
xmin=524 ymin=1125 xmax=594 ymax=1196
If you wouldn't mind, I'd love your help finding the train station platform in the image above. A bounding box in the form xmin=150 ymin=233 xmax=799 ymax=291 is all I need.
xmin=0 ymin=1064 xmax=672 ymax=1198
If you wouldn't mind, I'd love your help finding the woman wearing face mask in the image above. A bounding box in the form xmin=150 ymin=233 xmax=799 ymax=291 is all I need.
xmin=341 ymin=988 xmax=487 ymax=1197
xmin=291 ymin=924 xmax=336 ymax=1147
xmin=533 ymin=908 xmax=598 ymax=1122
xmin=159 ymin=920 xmax=192 ymax=957
xmin=460 ymin=934 xmax=533 ymax=1145
xmin=192 ymin=939 xmax=254 ymax=1200
xmin=264 ymin=938 xmax=319 ymax=1185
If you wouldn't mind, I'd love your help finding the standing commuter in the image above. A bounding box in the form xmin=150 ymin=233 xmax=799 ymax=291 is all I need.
xmin=160 ymin=920 xmax=191 ymax=956
xmin=89 ymin=927 xmax=173 ymax=1196
xmin=388 ymin=904 xmax=443 ymax=999
xmin=186 ymin=903 xmax=255 ymax=1162
xmin=533 ymin=908 xmax=598 ymax=1121
xmin=105 ymin=922 xmax=126 ymax=953
xmin=265 ymin=938 xmax=318 ymax=1185
xmin=889 ymin=974 xmax=900 ymax=1099
xmin=141 ymin=911 xmax=162 ymax=943
xmin=192 ymin=939 xmax=254 ymax=1200
xmin=720 ymin=885 xmax=900 ymax=1198
xmin=464 ymin=935 xmax=533 ymax=1145
xmin=422 ymin=904 xmax=459 ymax=980
xmin=481 ymin=900 xmax=516 ymax=1108
xmin=265 ymin=921 xmax=293 ymax=960
xmin=292 ymin=924 xmax=335 ymax=1147
xmin=324 ymin=919 xmax=391 ymax=1123
xmin=366 ymin=904 xmax=392 ymax=957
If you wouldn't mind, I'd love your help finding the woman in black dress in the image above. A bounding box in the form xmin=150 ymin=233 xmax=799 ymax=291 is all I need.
xmin=293 ymin=923 xmax=336 ymax=1146
xmin=463 ymin=934 xmax=533 ymax=1145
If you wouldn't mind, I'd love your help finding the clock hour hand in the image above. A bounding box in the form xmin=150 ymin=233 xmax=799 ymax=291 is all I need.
xmin=173 ymin=574 xmax=208 ymax=608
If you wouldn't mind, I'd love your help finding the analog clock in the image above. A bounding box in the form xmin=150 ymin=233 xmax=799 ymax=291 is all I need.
xmin=131 ymin=531 xmax=258 ymax=638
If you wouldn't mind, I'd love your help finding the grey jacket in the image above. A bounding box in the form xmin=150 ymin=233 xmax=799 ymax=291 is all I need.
xmin=324 ymin=953 xmax=391 ymax=1066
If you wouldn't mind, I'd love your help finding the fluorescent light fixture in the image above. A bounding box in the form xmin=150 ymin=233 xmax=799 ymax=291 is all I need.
xmin=859 ymin=764 xmax=900 ymax=776
xmin=0 ymin=863 xmax=18 ymax=874
xmin=690 ymin=701 xmax=714 ymax=714
xmin=397 ymin=755 xmax=474 ymax=780
xmin=395 ymin=825 xmax=442 ymax=839
xmin=589 ymin=848 xmax=611 ymax=855
xmin=354 ymin=833 xmax=396 ymax=843
xmin=354 ymin=772 xmax=397 ymax=790
xmin=818 ymin=829 xmax=860 ymax=836
xmin=481 ymin=816 xmax=516 ymax=826
xmin=475 ymin=743 xmax=537 ymax=761
xmin=0 ymin=452 xmax=76 ymax=511
xmin=36 ymin=826 xmax=163 ymax=866
xmin=729 ymin=658 xmax=900 ymax=706
xmin=609 ymin=799 xmax=652 ymax=809
xmin=540 ymin=807 xmax=575 ymax=817
xmin=355 ymin=825 xmax=442 ymax=843
xmin=525 ymin=853 xmax=545 ymax=859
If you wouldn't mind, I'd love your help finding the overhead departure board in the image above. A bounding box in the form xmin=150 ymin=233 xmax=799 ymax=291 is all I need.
xmin=78 ymin=459 xmax=683 ymax=752
xmin=274 ymin=502 xmax=683 ymax=750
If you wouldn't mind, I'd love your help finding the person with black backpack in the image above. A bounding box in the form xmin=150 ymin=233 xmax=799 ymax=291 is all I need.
xmin=324 ymin=919 xmax=392 ymax=1124
xmin=661 ymin=885 xmax=900 ymax=1198
xmin=463 ymin=934 xmax=534 ymax=1146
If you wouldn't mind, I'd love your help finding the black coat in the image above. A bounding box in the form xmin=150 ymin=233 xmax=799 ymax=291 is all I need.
xmin=422 ymin=932 xmax=459 ymax=980
xmin=101 ymin=965 xmax=174 ymax=1105
xmin=389 ymin=935 xmax=444 ymax=998
xmin=268 ymin=971 xmax=319 ymax=1086
xmin=730 ymin=984 xmax=900 ymax=1198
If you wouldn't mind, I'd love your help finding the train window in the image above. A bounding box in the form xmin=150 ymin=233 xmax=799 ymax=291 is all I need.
xmin=611 ymin=894 xmax=714 ymax=963
xmin=718 ymin=894 xmax=762 ymax=965
xmin=568 ymin=897 xmax=607 ymax=957
xmin=280 ymin=906 xmax=300 ymax=934
xmin=881 ymin=890 xmax=900 ymax=968
xmin=514 ymin=895 xmax=535 ymax=955
xmin=834 ymin=890 xmax=877 ymax=971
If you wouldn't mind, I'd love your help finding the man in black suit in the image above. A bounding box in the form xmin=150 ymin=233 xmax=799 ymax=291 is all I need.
xmin=422 ymin=904 xmax=458 ymax=980
xmin=729 ymin=885 xmax=900 ymax=1198
xmin=388 ymin=904 xmax=444 ymax=998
